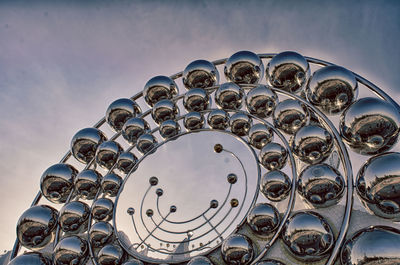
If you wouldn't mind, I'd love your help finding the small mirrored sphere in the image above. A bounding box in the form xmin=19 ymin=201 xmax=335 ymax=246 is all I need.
xmin=159 ymin=119 xmax=181 ymax=139
xmin=122 ymin=260 xmax=144 ymax=265
xmin=92 ymin=198 xmax=114 ymax=222
xmin=298 ymin=163 xmax=345 ymax=208
xmin=341 ymin=226 xmax=400 ymax=265
xmin=53 ymin=236 xmax=88 ymax=265
xmin=136 ymin=133 xmax=158 ymax=154
xmin=152 ymin=99 xmax=179 ymax=124
xmin=183 ymin=88 xmax=210 ymax=112
xmin=143 ymin=75 xmax=179 ymax=107
xmin=106 ymin=98 xmax=141 ymax=132
xmin=8 ymin=252 xmax=51 ymax=265
xmin=215 ymin=82 xmax=244 ymax=110
xmin=248 ymin=123 xmax=273 ymax=149
xmin=307 ymin=65 xmax=358 ymax=115
xmin=230 ymin=112 xmax=252 ymax=136
xmin=59 ymin=201 xmax=90 ymax=234
xmin=95 ymin=140 xmax=124 ymax=170
xmin=245 ymin=84 xmax=278 ymax=118
xmin=356 ymin=152 xmax=400 ymax=220
xmin=259 ymin=142 xmax=288 ymax=171
xmin=97 ymin=244 xmax=124 ymax=265
xmin=101 ymin=173 xmax=123 ymax=197
xmin=224 ymin=50 xmax=264 ymax=84
xmin=207 ymin=109 xmax=230 ymax=130
xmin=75 ymin=169 xmax=101 ymax=200
xmin=187 ymin=256 xmax=214 ymax=265
xmin=291 ymin=124 xmax=333 ymax=164
xmin=273 ymin=99 xmax=309 ymax=134
xmin=255 ymin=259 xmax=286 ymax=265
xmin=116 ymin=152 xmax=137 ymax=174
xmin=221 ymin=234 xmax=254 ymax=265
xmin=267 ymin=51 xmax=310 ymax=93
xmin=282 ymin=211 xmax=334 ymax=261
xmin=183 ymin=59 xmax=219 ymax=89
xmin=260 ymin=170 xmax=291 ymax=201
xmin=71 ymin=127 xmax=107 ymax=164
xmin=89 ymin=221 xmax=114 ymax=248
xmin=184 ymin=112 xmax=205 ymax=130
xmin=17 ymin=205 xmax=58 ymax=250
xmin=40 ymin=163 xmax=78 ymax=204
xmin=122 ymin=117 xmax=151 ymax=145
xmin=247 ymin=203 xmax=280 ymax=236
xmin=340 ymin=97 xmax=400 ymax=155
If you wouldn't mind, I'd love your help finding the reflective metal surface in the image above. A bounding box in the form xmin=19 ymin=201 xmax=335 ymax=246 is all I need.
xmin=70 ymin=127 xmax=107 ymax=164
xmin=215 ymin=82 xmax=244 ymax=110
xmin=75 ymin=169 xmax=101 ymax=200
xmin=106 ymin=98 xmax=141 ymax=132
xmin=101 ymin=173 xmax=123 ymax=197
xmin=59 ymin=201 xmax=90 ymax=234
xmin=97 ymin=244 xmax=124 ymax=265
xmin=159 ymin=119 xmax=181 ymax=139
xmin=183 ymin=59 xmax=219 ymax=90
xmin=183 ymin=88 xmax=210 ymax=112
xmin=143 ymin=75 xmax=178 ymax=106
xmin=248 ymin=123 xmax=273 ymax=149
xmin=259 ymin=142 xmax=288 ymax=170
xmin=245 ymin=84 xmax=277 ymax=118
xmin=221 ymin=234 xmax=254 ymax=265
xmin=187 ymin=256 xmax=214 ymax=265
xmin=136 ymin=133 xmax=158 ymax=154
xmin=184 ymin=111 xmax=205 ymax=130
xmin=230 ymin=112 xmax=252 ymax=136
xmin=247 ymin=203 xmax=280 ymax=236
xmin=116 ymin=152 xmax=138 ymax=174
xmin=89 ymin=221 xmax=114 ymax=248
xmin=92 ymin=198 xmax=114 ymax=222
xmin=273 ymin=99 xmax=309 ymax=134
xmin=207 ymin=109 xmax=230 ymax=130
xmin=122 ymin=117 xmax=151 ymax=145
xmin=95 ymin=140 xmax=124 ymax=170
xmin=53 ymin=235 xmax=88 ymax=265
xmin=224 ymin=50 xmax=264 ymax=84
xmin=151 ymin=99 xmax=179 ymax=124
xmin=260 ymin=170 xmax=291 ymax=201
xmin=8 ymin=252 xmax=51 ymax=265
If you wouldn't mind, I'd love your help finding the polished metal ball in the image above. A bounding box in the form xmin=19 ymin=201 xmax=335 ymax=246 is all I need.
xmin=143 ymin=75 xmax=179 ymax=107
xmin=40 ymin=163 xmax=78 ymax=204
xmin=273 ymin=99 xmax=309 ymax=135
xmin=291 ymin=124 xmax=333 ymax=164
xmin=59 ymin=201 xmax=90 ymax=234
xmin=183 ymin=88 xmax=210 ymax=112
xmin=152 ymin=99 xmax=179 ymax=124
xmin=75 ymin=169 xmax=101 ymax=200
xmin=106 ymin=98 xmax=141 ymax=132
xmin=207 ymin=109 xmax=230 ymax=130
xmin=267 ymin=51 xmax=310 ymax=93
xmin=184 ymin=112 xmax=205 ymax=130
xmin=92 ymin=198 xmax=114 ymax=222
xmin=245 ymin=84 xmax=278 ymax=118
xmin=210 ymin=199 xmax=219 ymax=208
xmin=298 ymin=163 xmax=345 ymax=208
xmin=221 ymin=234 xmax=254 ymax=265
xmin=89 ymin=221 xmax=114 ymax=248
xmin=183 ymin=59 xmax=219 ymax=89
xmin=255 ymin=259 xmax=286 ymax=265
xmin=71 ymin=127 xmax=107 ymax=164
xmin=17 ymin=205 xmax=58 ymax=250
xmin=159 ymin=119 xmax=181 ymax=139
xmin=8 ymin=252 xmax=51 ymax=265
xmin=230 ymin=112 xmax=252 ymax=136
xmin=259 ymin=142 xmax=288 ymax=171
xmin=224 ymin=50 xmax=264 ymax=84
xmin=187 ymin=256 xmax=214 ymax=265
xmin=341 ymin=226 xmax=400 ymax=265
xmin=282 ymin=211 xmax=334 ymax=261
xmin=227 ymin=173 xmax=238 ymax=184
xmin=340 ymin=97 xmax=400 ymax=155
xmin=247 ymin=203 xmax=280 ymax=236
xmin=95 ymin=140 xmax=124 ymax=170
xmin=101 ymin=173 xmax=123 ymax=197
xmin=116 ymin=151 xmax=137 ymax=174
xmin=53 ymin=235 xmax=88 ymax=265
xmin=97 ymin=244 xmax=124 ymax=265
xmin=356 ymin=152 xmax=400 ymax=220
xmin=122 ymin=260 xmax=145 ymax=265
xmin=260 ymin=170 xmax=291 ymax=201
xmin=215 ymin=82 xmax=244 ymax=110
xmin=306 ymin=65 xmax=358 ymax=115
xmin=248 ymin=123 xmax=273 ymax=149
xmin=136 ymin=133 xmax=158 ymax=154
xmin=122 ymin=117 xmax=151 ymax=145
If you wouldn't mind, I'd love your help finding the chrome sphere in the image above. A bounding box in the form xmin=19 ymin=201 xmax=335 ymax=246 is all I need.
xmin=116 ymin=151 xmax=137 ymax=174
xmin=247 ymin=203 xmax=280 ymax=236
xmin=340 ymin=97 xmax=400 ymax=155
xmin=341 ymin=226 xmax=400 ymax=265
xmin=184 ymin=112 xmax=205 ymax=130
xmin=356 ymin=152 xmax=400 ymax=220
xmin=143 ymin=75 xmax=178 ymax=107
xmin=75 ymin=169 xmax=101 ymax=200
xmin=260 ymin=170 xmax=291 ymax=201
xmin=221 ymin=234 xmax=254 ymax=265
xmin=245 ymin=84 xmax=278 ymax=118
xmin=259 ymin=142 xmax=288 ymax=171
xmin=183 ymin=59 xmax=219 ymax=89
xmin=71 ymin=127 xmax=107 ymax=164
xmin=224 ymin=50 xmax=264 ymax=84
xmin=17 ymin=205 xmax=58 ymax=250
xmin=97 ymin=244 xmax=124 ymax=265
xmin=282 ymin=211 xmax=334 ymax=261
xmin=248 ymin=123 xmax=273 ymax=149
xmin=267 ymin=51 xmax=310 ymax=93
xmin=298 ymin=163 xmax=345 ymax=208
xmin=215 ymin=82 xmax=244 ymax=110
xmin=207 ymin=109 xmax=230 ymax=130
xmin=273 ymin=99 xmax=309 ymax=134
xmin=187 ymin=256 xmax=214 ymax=265
xmin=255 ymin=259 xmax=286 ymax=265
xmin=159 ymin=119 xmax=181 ymax=139
xmin=307 ymin=65 xmax=358 ymax=114
xmin=230 ymin=112 xmax=252 ymax=136
xmin=101 ymin=173 xmax=123 ymax=197
xmin=106 ymin=98 xmax=141 ymax=132
xmin=8 ymin=252 xmax=51 ymax=265
xmin=183 ymin=88 xmax=210 ymax=112
xmin=89 ymin=221 xmax=114 ymax=248
xmin=53 ymin=236 xmax=88 ymax=265
xmin=59 ymin=201 xmax=90 ymax=234
xmin=96 ymin=140 xmax=124 ymax=170
xmin=122 ymin=260 xmax=144 ymax=265
xmin=122 ymin=117 xmax=150 ymax=145
xmin=136 ymin=133 xmax=158 ymax=154
xmin=152 ymin=99 xmax=179 ymax=124
xmin=92 ymin=198 xmax=114 ymax=222
xmin=40 ymin=163 xmax=78 ymax=204
xmin=291 ymin=124 xmax=333 ymax=164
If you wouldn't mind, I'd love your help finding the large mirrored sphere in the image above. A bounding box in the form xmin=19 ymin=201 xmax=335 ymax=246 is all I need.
xmin=75 ymin=169 xmax=101 ymax=200
xmin=184 ymin=112 xmax=205 ymax=131
xmin=59 ymin=201 xmax=90 ymax=234
xmin=101 ymin=173 xmax=123 ymax=197
xmin=95 ymin=140 xmax=123 ymax=170
xmin=259 ymin=142 xmax=288 ymax=171
xmin=40 ymin=163 xmax=78 ymax=204
xmin=267 ymin=51 xmax=310 ymax=93
xmin=8 ymin=252 xmax=51 ymax=265
xmin=341 ymin=226 xmax=400 ymax=265
xmin=307 ymin=65 xmax=358 ymax=115
xmin=230 ymin=112 xmax=252 ymax=136
xmin=248 ymin=123 xmax=273 ymax=149
xmin=159 ymin=119 xmax=181 ymax=139
xmin=92 ymin=198 xmax=114 ymax=222
xmin=183 ymin=59 xmax=219 ymax=89
xmin=247 ymin=203 xmax=280 ymax=236
xmin=255 ymin=260 xmax=286 ymax=265
xmin=97 ymin=244 xmax=124 ymax=265
xmin=224 ymin=50 xmax=264 ymax=84
xmin=116 ymin=151 xmax=137 ymax=174
xmin=143 ymin=75 xmax=178 ymax=107
xmin=282 ymin=211 xmax=334 ymax=261
xmin=291 ymin=124 xmax=333 ymax=164
xmin=71 ymin=127 xmax=107 ymax=164
xmin=152 ymin=99 xmax=179 ymax=124
xmin=183 ymin=88 xmax=210 ymax=112
xmin=136 ymin=133 xmax=158 ymax=154
xmin=207 ymin=109 xmax=230 ymax=130
xmin=89 ymin=221 xmax=114 ymax=248
xmin=356 ymin=152 xmax=400 ymax=220
xmin=122 ymin=260 xmax=144 ymax=265
xmin=106 ymin=98 xmax=141 ymax=132
xmin=245 ymin=84 xmax=277 ymax=118
xmin=260 ymin=170 xmax=291 ymax=201
xmin=122 ymin=117 xmax=150 ymax=145
xmin=53 ymin=236 xmax=88 ymax=265
xmin=340 ymin=97 xmax=400 ymax=155
xmin=273 ymin=99 xmax=309 ymax=135
xmin=221 ymin=234 xmax=254 ymax=265
xmin=187 ymin=256 xmax=214 ymax=265
xmin=215 ymin=82 xmax=244 ymax=110
xmin=17 ymin=205 xmax=58 ymax=250
xmin=298 ymin=163 xmax=345 ymax=208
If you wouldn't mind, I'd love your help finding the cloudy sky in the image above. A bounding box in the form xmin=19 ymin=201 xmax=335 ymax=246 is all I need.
xmin=0 ymin=0 xmax=399 ymax=253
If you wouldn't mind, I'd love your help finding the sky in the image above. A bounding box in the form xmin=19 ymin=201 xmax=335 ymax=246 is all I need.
xmin=0 ymin=0 xmax=399 ymax=254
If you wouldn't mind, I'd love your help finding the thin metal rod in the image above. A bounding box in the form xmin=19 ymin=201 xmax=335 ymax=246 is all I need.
xmin=202 ymin=214 xmax=223 ymax=240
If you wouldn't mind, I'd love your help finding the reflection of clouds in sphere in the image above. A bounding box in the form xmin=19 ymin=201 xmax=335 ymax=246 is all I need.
xmin=143 ymin=75 xmax=179 ymax=107
xmin=59 ymin=201 xmax=90 ymax=234
xmin=116 ymin=152 xmax=138 ymax=174
xmin=224 ymin=50 xmax=264 ymax=84
xmin=101 ymin=173 xmax=123 ymax=197
xmin=159 ymin=119 xmax=181 ymax=139
xmin=151 ymin=99 xmax=179 ymax=124
xmin=53 ymin=236 xmax=88 ymax=265
xmin=70 ymin=127 xmax=107 ymax=164
xmin=248 ymin=123 xmax=273 ymax=149
xmin=207 ymin=109 xmax=230 ymax=130
xmin=247 ymin=203 xmax=280 ymax=236
xmin=75 ymin=169 xmax=101 ymax=200
xmin=260 ymin=170 xmax=291 ymax=201
xmin=221 ymin=234 xmax=254 ymax=265
xmin=8 ymin=252 xmax=51 ymax=265
xmin=106 ymin=98 xmax=141 ymax=132
xmin=273 ymin=99 xmax=309 ymax=135
xmin=245 ymin=84 xmax=277 ymax=118
xmin=184 ymin=112 xmax=205 ymax=130
xmin=230 ymin=112 xmax=252 ymax=136
xmin=92 ymin=198 xmax=114 ymax=222
xmin=97 ymin=244 xmax=124 ymax=265
xmin=184 ymin=88 xmax=210 ymax=112
xmin=259 ymin=142 xmax=288 ymax=170
xmin=183 ymin=59 xmax=219 ymax=90
xmin=95 ymin=140 xmax=123 ymax=170
xmin=89 ymin=221 xmax=114 ymax=248
xmin=215 ymin=82 xmax=244 ymax=110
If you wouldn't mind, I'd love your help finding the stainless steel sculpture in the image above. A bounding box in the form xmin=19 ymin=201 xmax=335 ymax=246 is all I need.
xmin=7 ymin=51 xmax=400 ymax=265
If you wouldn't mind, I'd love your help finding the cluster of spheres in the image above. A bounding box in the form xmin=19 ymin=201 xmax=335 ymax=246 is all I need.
xmin=8 ymin=50 xmax=400 ymax=265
